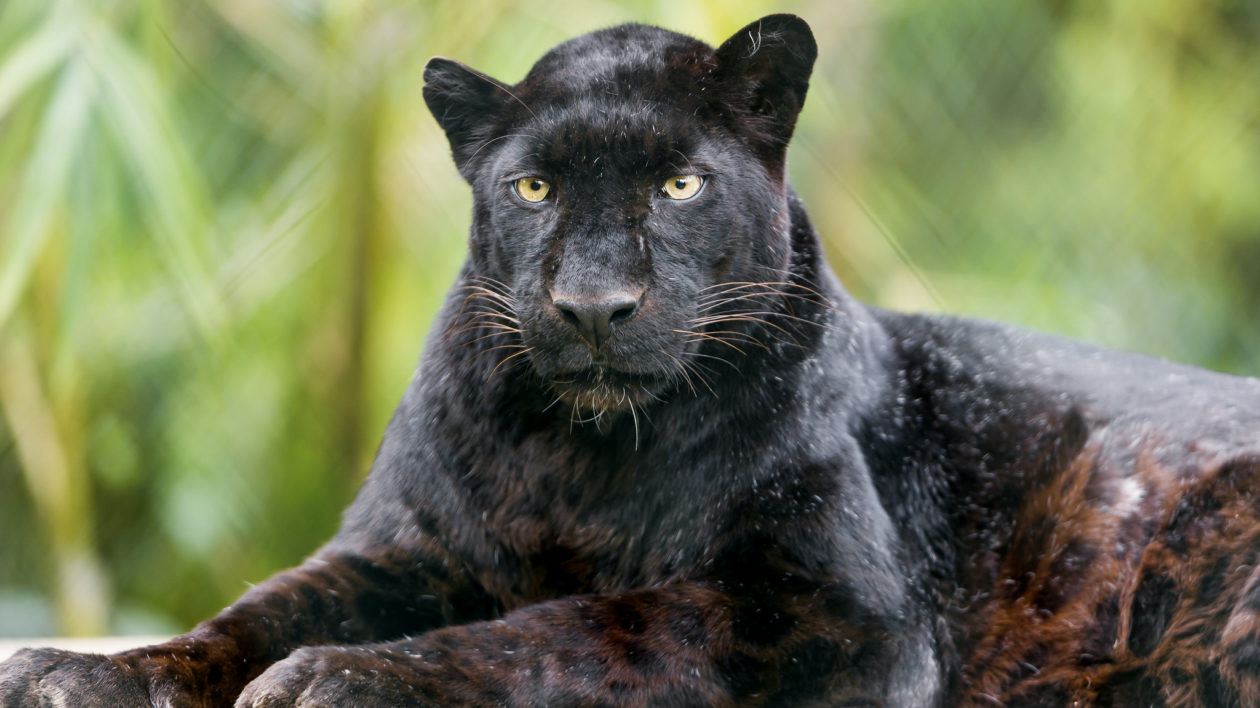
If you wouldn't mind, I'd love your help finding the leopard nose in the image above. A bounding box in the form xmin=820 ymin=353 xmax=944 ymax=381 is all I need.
xmin=552 ymin=292 xmax=642 ymax=351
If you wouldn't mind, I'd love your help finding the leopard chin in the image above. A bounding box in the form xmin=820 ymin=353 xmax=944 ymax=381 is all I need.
xmin=547 ymin=367 xmax=669 ymax=416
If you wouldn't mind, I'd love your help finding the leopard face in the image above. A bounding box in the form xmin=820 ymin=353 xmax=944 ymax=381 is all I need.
xmin=423 ymin=23 xmax=815 ymax=414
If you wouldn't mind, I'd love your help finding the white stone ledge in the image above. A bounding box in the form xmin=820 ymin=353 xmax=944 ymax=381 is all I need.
xmin=0 ymin=636 xmax=170 ymax=662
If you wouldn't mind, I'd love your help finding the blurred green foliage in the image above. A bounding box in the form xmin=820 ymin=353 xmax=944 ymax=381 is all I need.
xmin=0 ymin=0 xmax=1256 ymax=637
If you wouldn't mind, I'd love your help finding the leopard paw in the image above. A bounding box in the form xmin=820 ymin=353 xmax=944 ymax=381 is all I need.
xmin=0 ymin=647 xmax=159 ymax=708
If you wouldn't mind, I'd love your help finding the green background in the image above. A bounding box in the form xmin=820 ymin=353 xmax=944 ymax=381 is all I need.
xmin=0 ymin=0 xmax=1257 ymax=637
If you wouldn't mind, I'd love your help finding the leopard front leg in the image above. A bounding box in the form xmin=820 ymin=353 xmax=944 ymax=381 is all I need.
xmin=0 ymin=546 xmax=491 ymax=707
xmin=236 ymin=582 xmax=939 ymax=707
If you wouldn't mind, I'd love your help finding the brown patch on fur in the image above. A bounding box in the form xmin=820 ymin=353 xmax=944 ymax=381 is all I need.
xmin=960 ymin=435 xmax=1260 ymax=706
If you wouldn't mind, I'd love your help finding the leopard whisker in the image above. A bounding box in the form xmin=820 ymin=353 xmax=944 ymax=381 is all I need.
xmin=541 ymin=394 xmax=566 ymax=413
xmin=450 ymin=318 xmax=523 ymax=339
xmin=697 ymin=290 xmax=829 ymax=314
xmin=458 ymin=299 xmax=520 ymax=323
xmin=690 ymin=313 xmax=801 ymax=345
xmin=487 ymin=347 xmax=533 ymax=380
xmin=446 ymin=282 xmax=523 ymax=344
xmin=638 ymin=384 xmax=665 ymax=404
xmin=702 ymin=278 xmax=830 ymax=297
xmin=688 ymin=350 xmax=741 ymax=374
xmin=745 ymin=267 xmax=832 ymax=299
xmin=677 ymin=355 xmax=719 ymax=397
xmin=673 ymin=329 xmax=750 ymax=355
xmin=461 ymin=302 xmax=521 ymax=317
xmin=467 ymin=274 xmax=516 ymax=294
xmin=458 ymin=281 xmax=517 ymax=300
xmin=693 ymin=310 xmax=821 ymax=333
xmin=697 ymin=282 xmax=815 ymax=300
xmin=479 ymin=343 xmax=528 ymax=354
xmin=470 ymin=343 xmax=529 ymax=363
xmin=696 ymin=281 xmax=835 ymax=325
xmin=465 ymin=328 xmax=525 ymax=345
xmin=626 ymin=389 xmax=640 ymax=450
xmin=716 ymin=325 xmax=796 ymax=350
xmin=455 ymin=314 xmax=522 ymax=332
xmin=457 ymin=312 xmax=522 ymax=328
xmin=662 ymin=352 xmax=700 ymax=397
xmin=460 ymin=278 xmax=516 ymax=294
xmin=459 ymin=289 xmax=518 ymax=310
xmin=681 ymin=328 xmax=772 ymax=353
xmin=692 ymin=329 xmax=768 ymax=346
xmin=697 ymin=281 xmax=827 ymax=305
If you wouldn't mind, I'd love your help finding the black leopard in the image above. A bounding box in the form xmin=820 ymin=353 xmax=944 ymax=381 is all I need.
xmin=3 ymin=14 xmax=1260 ymax=707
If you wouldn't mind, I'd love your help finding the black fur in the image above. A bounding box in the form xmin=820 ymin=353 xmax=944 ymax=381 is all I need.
xmin=3 ymin=14 xmax=1260 ymax=708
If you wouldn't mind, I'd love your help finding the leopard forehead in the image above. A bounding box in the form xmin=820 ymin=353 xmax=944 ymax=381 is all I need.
xmin=517 ymin=23 xmax=715 ymax=101
xmin=492 ymin=104 xmax=719 ymax=184
xmin=423 ymin=14 xmax=816 ymax=187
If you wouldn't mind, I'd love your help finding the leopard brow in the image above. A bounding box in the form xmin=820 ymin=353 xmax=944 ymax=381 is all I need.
xmin=500 ymin=157 xmax=710 ymax=181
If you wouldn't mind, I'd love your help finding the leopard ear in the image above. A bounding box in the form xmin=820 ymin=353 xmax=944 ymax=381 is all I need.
xmin=713 ymin=14 xmax=817 ymax=168
xmin=422 ymin=57 xmax=511 ymax=179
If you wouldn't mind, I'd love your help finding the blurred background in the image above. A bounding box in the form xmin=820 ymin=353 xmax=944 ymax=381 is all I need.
xmin=0 ymin=0 xmax=1257 ymax=638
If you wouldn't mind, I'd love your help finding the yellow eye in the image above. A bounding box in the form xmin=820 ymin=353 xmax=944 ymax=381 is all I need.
xmin=514 ymin=177 xmax=551 ymax=203
xmin=661 ymin=175 xmax=703 ymax=200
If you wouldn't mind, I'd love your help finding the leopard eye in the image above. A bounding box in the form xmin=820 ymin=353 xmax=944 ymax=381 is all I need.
xmin=660 ymin=174 xmax=703 ymax=200
xmin=514 ymin=177 xmax=551 ymax=203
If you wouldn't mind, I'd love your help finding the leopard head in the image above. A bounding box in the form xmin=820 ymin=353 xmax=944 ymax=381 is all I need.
xmin=423 ymin=15 xmax=818 ymax=414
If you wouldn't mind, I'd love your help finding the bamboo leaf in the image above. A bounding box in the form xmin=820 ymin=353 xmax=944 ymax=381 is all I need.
xmin=209 ymin=0 xmax=325 ymax=99
xmin=0 ymin=13 xmax=74 ymax=123
xmin=0 ymin=317 xmax=108 ymax=636
xmin=0 ymin=54 xmax=94 ymax=335
xmin=84 ymin=24 xmax=228 ymax=338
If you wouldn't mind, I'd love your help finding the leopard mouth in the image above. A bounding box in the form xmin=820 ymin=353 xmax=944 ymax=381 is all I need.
xmin=548 ymin=367 xmax=667 ymax=413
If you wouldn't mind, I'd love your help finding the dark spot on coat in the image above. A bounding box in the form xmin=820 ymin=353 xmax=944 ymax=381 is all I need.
xmin=448 ymin=583 xmax=501 ymax=624
xmin=1034 ymin=540 xmax=1097 ymax=613
xmin=1005 ymin=514 xmax=1056 ymax=599
xmin=1129 ymin=574 xmax=1178 ymax=657
xmin=1009 ymin=643 xmax=1049 ymax=684
xmin=355 ymin=588 xmax=434 ymax=638
xmin=1165 ymin=489 xmax=1224 ymax=554
xmin=609 ymin=598 xmax=645 ymax=635
xmin=563 ymin=482 xmax=585 ymax=508
xmin=1005 ymin=682 xmax=1072 ymax=708
xmin=715 ymin=652 xmax=767 ymax=701
xmin=1230 ymin=637 xmax=1260 ymax=676
xmin=1198 ymin=662 xmax=1241 ymax=706
xmin=1242 ymin=579 xmax=1260 ymax=615
xmin=478 ymin=676 xmax=512 ymax=705
xmin=765 ymin=638 xmax=841 ymax=706
xmin=646 ymin=686 xmax=707 ymax=707
xmin=708 ymin=534 xmax=780 ymax=590
xmin=567 ymin=652 xmax=610 ymax=683
xmin=824 ymin=582 xmax=875 ymax=628
xmin=411 ymin=508 xmax=440 ymax=537
xmin=621 ymin=640 xmax=665 ymax=677
xmin=1096 ymin=668 xmax=1164 ymax=707
xmin=732 ymin=602 xmax=797 ymax=647
xmin=1197 ymin=556 xmax=1233 ymax=608
xmin=667 ymin=604 xmax=708 ymax=647
xmin=608 ymin=680 xmax=633 ymax=699
xmin=530 ymin=545 xmax=589 ymax=597
xmin=1079 ymin=593 xmax=1120 ymax=665
xmin=578 ymin=602 xmax=606 ymax=636
xmin=1166 ymin=666 xmax=1193 ymax=688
